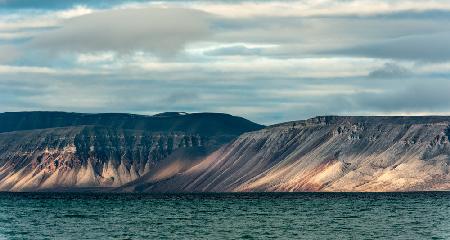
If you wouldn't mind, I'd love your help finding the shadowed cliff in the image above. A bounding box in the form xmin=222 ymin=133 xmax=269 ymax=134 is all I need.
xmin=0 ymin=111 xmax=262 ymax=136
xmin=0 ymin=111 xmax=263 ymax=191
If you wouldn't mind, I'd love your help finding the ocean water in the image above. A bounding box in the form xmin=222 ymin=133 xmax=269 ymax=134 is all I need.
xmin=0 ymin=192 xmax=449 ymax=239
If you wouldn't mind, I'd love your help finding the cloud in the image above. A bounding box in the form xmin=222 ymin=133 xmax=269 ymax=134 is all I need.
xmin=355 ymin=78 xmax=450 ymax=112
xmin=204 ymin=45 xmax=265 ymax=56
xmin=206 ymin=16 xmax=450 ymax=62
xmin=0 ymin=45 xmax=20 ymax=63
xmin=1 ymin=1 xmax=450 ymax=124
xmin=0 ymin=0 xmax=139 ymax=10
xmin=334 ymin=32 xmax=450 ymax=61
xmin=4 ymin=3 xmax=450 ymax=62
xmin=368 ymin=63 xmax=412 ymax=78
xmin=188 ymin=1 xmax=450 ymax=18
xmin=29 ymin=7 xmax=212 ymax=57
xmin=4 ymin=0 xmax=450 ymax=16
xmin=1 ymin=57 xmax=445 ymax=124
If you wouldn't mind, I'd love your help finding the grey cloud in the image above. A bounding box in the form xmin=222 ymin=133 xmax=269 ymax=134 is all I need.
xmin=29 ymin=7 xmax=212 ymax=57
xmin=3 ymin=66 xmax=449 ymax=125
xmin=210 ymin=17 xmax=450 ymax=61
xmin=2 ymin=5 xmax=450 ymax=123
xmin=162 ymin=92 xmax=200 ymax=106
xmin=368 ymin=63 xmax=412 ymax=79
xmin=0 ymin=45 xmax=20 ymax=63
xmin=332 ymin=32 xmax=450 ymax=62
xmin=355 ymin=79 xmax=450 ymax=112
xmin=250 ymin=77 xmax=450 ymax=124
xmin=9 ymin=7 xmax=450 ymax=62
xmin=204 ymin=45 xmax=264 ymax=56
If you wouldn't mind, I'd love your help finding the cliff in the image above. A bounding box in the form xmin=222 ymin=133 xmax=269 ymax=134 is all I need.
xmin=0 ymin=112 xmax=263 ymax=191
xmin=2 ymin=113 xmax=450 ymax=192
xmin=126 ymin=116 xmax=450 ymax=192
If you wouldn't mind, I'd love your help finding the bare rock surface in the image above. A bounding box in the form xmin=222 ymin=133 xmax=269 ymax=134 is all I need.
xmin=127 ymin=116 xmax=450 ymax=192
xmin=1 ymin=113 xmax=450 ymax=192
xmin=0 ymin=111 xmax=263 ymax=191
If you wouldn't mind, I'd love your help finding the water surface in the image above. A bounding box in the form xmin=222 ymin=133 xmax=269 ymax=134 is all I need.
xmin=0 ymin=192 xmax=449 ymax=239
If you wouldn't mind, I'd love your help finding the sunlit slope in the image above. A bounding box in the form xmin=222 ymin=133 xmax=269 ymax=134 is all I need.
xmin=129 ymin=116 xmax=450 ymax=192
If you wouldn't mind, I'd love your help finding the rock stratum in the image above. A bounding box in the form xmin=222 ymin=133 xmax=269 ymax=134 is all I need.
xmin=1 ymin=113 xmax=449 ymax=192
xmin=0 ymin=111 xmax=263 ymax=191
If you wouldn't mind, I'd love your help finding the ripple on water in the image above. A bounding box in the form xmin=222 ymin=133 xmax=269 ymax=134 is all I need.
xmin=0 ymin=192 xmax=449 ymax=240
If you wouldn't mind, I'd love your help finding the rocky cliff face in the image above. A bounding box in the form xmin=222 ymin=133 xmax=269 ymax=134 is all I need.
xmin=126 ymin=116 xmax=450 ymax=192
xmin=0 ymin=112 xmax=263 ymax=191
xmin=2 ymin=114 xmax=450 ymax=192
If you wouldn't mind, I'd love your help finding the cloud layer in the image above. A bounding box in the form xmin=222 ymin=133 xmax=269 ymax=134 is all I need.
xmin=30 ymin=7 xmax=211 ymax=57
xmin=1 ymin=0 xmax=450 ymax=124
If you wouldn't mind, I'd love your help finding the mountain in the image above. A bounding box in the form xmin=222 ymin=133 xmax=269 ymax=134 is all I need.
xmin=123 ymin=116 xmax=450 ymax=192
xmin=0 ymin=111 xmax=264 ymax=191
xmin=0 ymin=111 xmax=261 ymax=136
xmin=1 ymin=113 xmax=450 ymax=192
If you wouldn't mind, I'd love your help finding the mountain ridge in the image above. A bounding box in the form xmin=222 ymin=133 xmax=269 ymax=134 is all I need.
xmin=1 ymin=112 xmax=449 ymax=192
xmin=124 ymin=115 xmax=450 ymax=192
xmin=0 ymin=111 xmax=263 ymax=136
xmin=271 ymin=115 xmax=450 ymax=128
xmin=0 ymin=111 xmax=263 ymax=191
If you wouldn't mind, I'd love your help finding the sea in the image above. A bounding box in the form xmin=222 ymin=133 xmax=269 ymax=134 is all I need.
xmin=0 ymin=192 xmax=449 ymax=239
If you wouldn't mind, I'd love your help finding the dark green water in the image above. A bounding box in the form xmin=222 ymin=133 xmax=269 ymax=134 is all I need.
xmin=0 ymin=192 xmax=449 ymax=240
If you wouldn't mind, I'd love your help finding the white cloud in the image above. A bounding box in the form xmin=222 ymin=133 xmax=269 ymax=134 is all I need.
xmin=55 ymin=5 xmax=94 ymax=19
xmin=0 ymin=65 xmax=55 ymax=74
xmin=132 ymin=56 xmax=382 ymax=78
xmin=0 ymin=64 xmax=99 ymax=75
xmin=416 ymin=62 xmax=450 ymax=73
xmin=76 ymin=52 xmax=115 ymax=64
xmin=0 ymin=19 xmax=57 ymax=31
xmin=29 ymin=7 xmax=212 ymax=57
xmin=185 ymin=0 xmax=450 ymax=18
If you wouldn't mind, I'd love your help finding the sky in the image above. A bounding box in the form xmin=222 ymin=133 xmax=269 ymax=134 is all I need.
xmin=0 ymin=0 xmax=450 ymax=124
